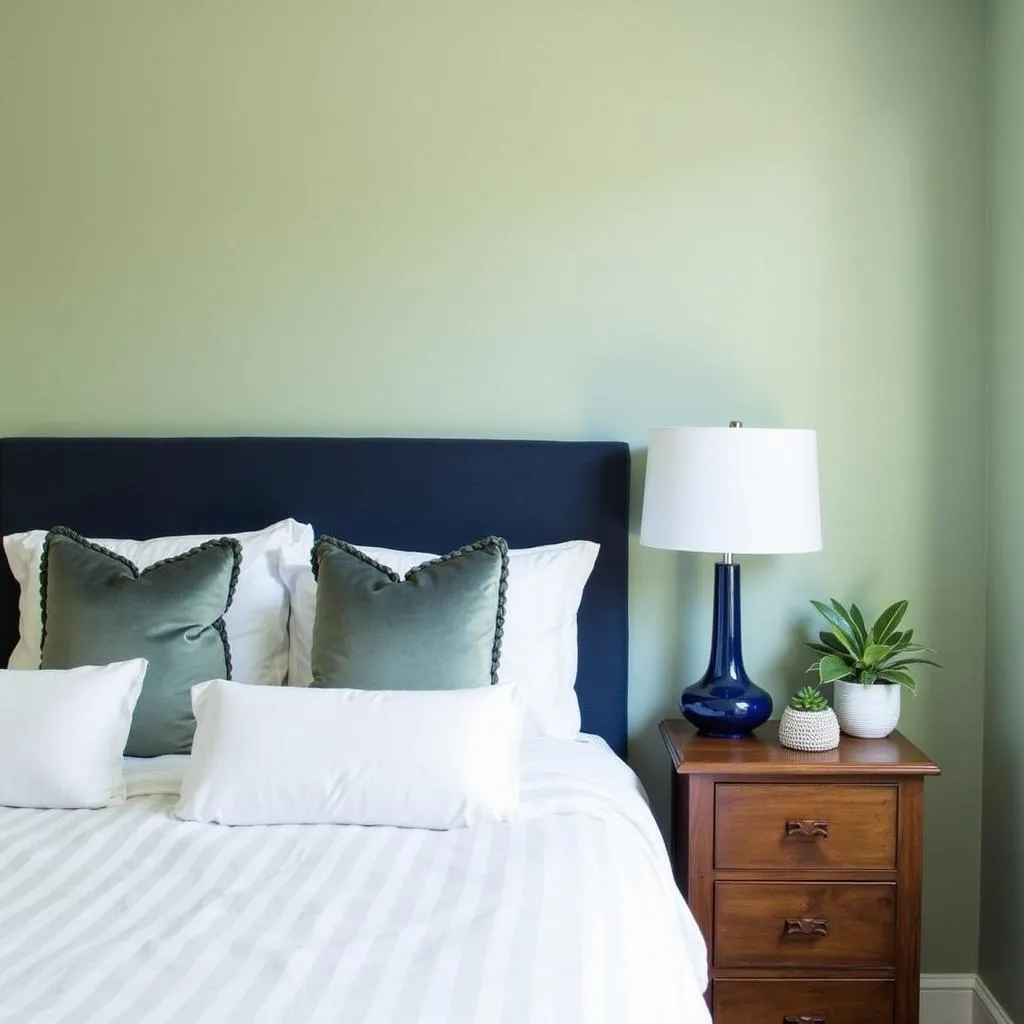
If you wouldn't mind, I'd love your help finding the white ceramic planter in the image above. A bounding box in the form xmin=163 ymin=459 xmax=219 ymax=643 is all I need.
xmin=833 ymin=680 xmax=901 ymax=738
xmin=778 ymin=706 xmax=840 ymax=752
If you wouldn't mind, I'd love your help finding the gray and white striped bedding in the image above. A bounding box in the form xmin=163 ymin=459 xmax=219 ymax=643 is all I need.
xmin=0 ymin=736 xmax=710 ymax=1024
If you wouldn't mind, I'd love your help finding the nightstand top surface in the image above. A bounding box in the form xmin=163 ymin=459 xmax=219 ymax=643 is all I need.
xmin=659 ymin=719 xmax=940 ymax=776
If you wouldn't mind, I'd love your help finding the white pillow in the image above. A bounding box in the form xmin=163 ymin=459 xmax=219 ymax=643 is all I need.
xmin=175 ymin=680 xmax=522 ymax=829
xmin=279 ymin=539 xmax=599 ymax=739
xmin=0 ymin=660 xmax=147 ymax=809
xmin=4 ymin=518 xmax=314 ymax=687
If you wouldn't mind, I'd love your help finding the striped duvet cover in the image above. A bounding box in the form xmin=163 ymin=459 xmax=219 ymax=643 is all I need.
xmin=0 ymin=736 xmax=709 ymax=1024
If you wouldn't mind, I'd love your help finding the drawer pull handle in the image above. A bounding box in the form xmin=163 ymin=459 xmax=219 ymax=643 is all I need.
xmin=783 ymin=917 xmax=829 ymax=937
xmin=785 ymin=818 xmax=830 ymax=838
xmin=783 ymin=1017 xmax=826 ymax=1023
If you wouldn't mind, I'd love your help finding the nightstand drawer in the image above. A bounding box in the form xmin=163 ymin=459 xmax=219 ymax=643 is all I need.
xmin=714 ymin=979 xmax=894 ymax=1024
xmin=715 ymin=783 xmax=897 ymax=871
xmin=715 ymin=882 xmax=896 ymax=968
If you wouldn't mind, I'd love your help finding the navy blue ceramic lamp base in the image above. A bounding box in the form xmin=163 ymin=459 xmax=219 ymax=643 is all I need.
xmin=681 ymin=561 xmax=773 ymax=738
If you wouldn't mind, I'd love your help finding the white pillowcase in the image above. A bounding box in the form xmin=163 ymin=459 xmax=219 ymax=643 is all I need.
xmin=3 ymin=518 xmax=313 ymax=687
xmin=0 ymin=660 xmax=147 ymax=809
xmin=279 ymin=539 xmax=599 ymax=739
xmin=175 ymin=680 xmax=522 ymax=829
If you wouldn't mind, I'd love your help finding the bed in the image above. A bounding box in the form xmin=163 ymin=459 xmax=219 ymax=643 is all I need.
xmin=0 ymin=436 xmax=710 ymax=1024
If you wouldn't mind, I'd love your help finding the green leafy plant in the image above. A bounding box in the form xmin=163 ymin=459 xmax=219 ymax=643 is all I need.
xmin=805 ymin=598 xmax=939 ymax=694
xmin=788 ymin=685 xmax=830 ymax=713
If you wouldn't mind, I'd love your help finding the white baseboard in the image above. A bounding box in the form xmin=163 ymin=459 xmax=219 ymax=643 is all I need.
xmin=919 ymin=974 xmax=1014 ymax=1024
xmin=975 ymin=976 xmax=1015 ymax=1024
xmin=922 ymin=975 xmax=978 ymax=1024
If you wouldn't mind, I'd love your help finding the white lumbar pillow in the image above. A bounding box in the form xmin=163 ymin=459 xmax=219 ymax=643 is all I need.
xmin=279 ymin=539 xmax=598 ymax=739
xmin=4 ymin=518 xmax=313 ymax=687
xmin=0 ymin=660 xmax=147 ymax=809
xmin=175 ymin=679 xmax=522 ymax=829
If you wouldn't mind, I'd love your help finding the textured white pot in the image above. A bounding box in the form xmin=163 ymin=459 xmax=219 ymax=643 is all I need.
xmin=778 ymin=707 xmax=840 ymax=751
xmin=833 ymin=680 xmax=901 ymax=738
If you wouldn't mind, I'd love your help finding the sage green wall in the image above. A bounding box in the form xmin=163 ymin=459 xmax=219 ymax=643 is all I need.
xmin=980 ymin=0 xmax=1024 ymax=1015
xmin=0 ymin=1 xmax=987 ymax=972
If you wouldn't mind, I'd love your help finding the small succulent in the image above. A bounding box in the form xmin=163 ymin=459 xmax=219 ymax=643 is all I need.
xmin=788 ymin=685 xmax=830 ymax=713
xmin=805 ymin=598 xmax=939 ymax=694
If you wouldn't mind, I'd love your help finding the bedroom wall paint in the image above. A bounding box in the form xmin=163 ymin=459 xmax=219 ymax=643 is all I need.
xmin=0 ymin=1 xmax=988 ymax=972
xmin=980 ymin=1 xmax=1024 ymax=1018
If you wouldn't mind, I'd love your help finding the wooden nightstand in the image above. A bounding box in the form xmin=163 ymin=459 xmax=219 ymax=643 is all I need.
xmin=660 ymin=720 xmax=940 ymax=1024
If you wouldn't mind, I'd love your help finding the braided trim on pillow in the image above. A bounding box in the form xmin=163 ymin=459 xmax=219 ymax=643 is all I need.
xmin=311 ymin=536 xmax=402 ymax=583
xmin=403 ymin=536 xmax=509 ymax=685
xmin=312 ymin=534 xmax=509 ymax=686
xmin=38 ymin=526 xmax=243 ymax=676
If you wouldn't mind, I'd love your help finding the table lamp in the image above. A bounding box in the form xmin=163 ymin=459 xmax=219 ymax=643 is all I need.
xmin=640 ymin=422 xmax=822 ymax=737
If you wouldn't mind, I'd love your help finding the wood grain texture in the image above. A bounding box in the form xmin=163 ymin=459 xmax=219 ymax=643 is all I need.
xmin=894 ymin=778 xmax=924 ymax=1024
xmin=714 ymin=881 xmax=896 ymax=969
xmin=660 ymin=720 xmax=941 ymax=776
xmin=715 ymin=783 xmax=897 ymax=871
xmin=713 ymin=979 xmax=894 ymax=1024
xmin=660 ymin=719 xmax=938 ymax=1023
xmin=686 ymin=774 xmax=716 ymax=979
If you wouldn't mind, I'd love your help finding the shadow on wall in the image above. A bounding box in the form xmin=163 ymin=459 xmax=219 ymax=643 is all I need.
xmin=913 ymin=47 xmax=987 ymax=974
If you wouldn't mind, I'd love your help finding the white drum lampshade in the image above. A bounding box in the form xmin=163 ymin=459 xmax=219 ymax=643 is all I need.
xmin=640 ymin=427 xmax=822 ymax=556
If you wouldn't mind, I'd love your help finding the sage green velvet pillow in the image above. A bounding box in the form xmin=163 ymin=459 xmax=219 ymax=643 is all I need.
xmin=310 ymin=536 xmax=508 ymax=692
xmin=39 ymin=527 xmax=241 ymax=757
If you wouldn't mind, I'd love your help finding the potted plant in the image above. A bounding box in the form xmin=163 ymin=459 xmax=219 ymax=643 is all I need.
xmin=778 ymin=684 xmax=840 ymax=751
xmin=805 ymin=598 xmax=939 ymax=738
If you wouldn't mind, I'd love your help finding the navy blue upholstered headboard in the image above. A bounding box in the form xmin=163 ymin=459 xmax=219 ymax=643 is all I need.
xmin=0 ymin=437 xmax=630 ymax=756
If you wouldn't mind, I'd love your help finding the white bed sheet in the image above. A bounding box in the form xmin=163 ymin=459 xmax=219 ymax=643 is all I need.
xmin=0 ymin=736 xmax=709 ymax=1024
